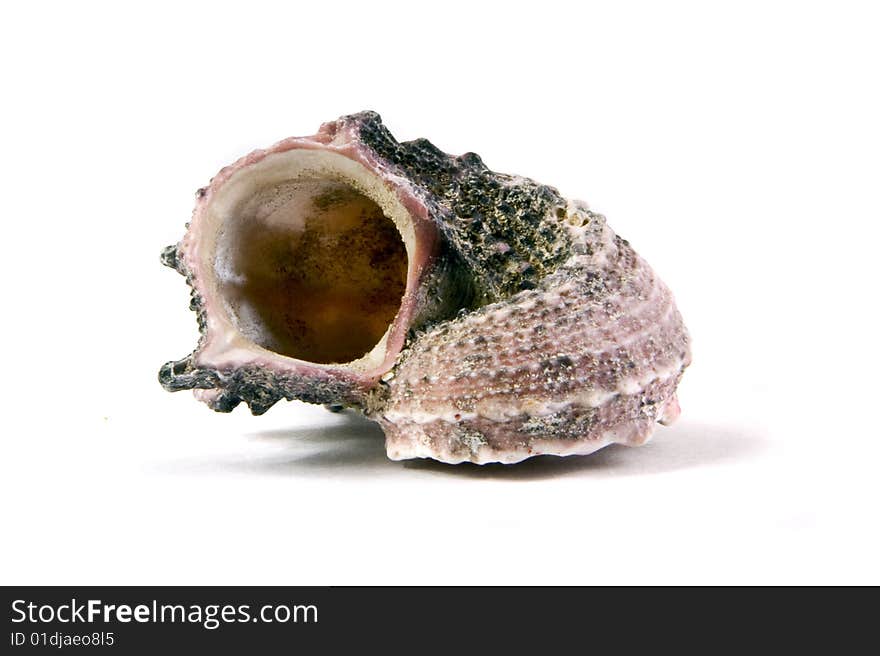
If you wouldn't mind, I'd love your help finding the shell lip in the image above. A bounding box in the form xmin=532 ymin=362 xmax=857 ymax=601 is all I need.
xmin=181 ymin=116 xmax=441 ymax=389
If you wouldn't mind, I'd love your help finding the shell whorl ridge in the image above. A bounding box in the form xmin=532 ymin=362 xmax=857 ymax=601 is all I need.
xmin=377 ymin=202 xmax=689 ymax=463
xmin=160 ymin=111 xmax=691 ymax=464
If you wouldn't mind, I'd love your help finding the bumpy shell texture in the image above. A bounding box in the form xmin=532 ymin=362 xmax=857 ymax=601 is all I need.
xmin=160 ymin=111 xmax=691 ymax=464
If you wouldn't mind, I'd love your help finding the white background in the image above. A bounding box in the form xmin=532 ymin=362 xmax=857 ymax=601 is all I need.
xmin=1 ymin=1 xmax=878 ymax=585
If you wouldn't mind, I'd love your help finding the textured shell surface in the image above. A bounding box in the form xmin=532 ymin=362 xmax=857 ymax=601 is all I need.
xmin=160 ymin=111 xmax=691 ymax=464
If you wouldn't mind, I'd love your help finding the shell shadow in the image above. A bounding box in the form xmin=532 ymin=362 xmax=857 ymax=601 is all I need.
xmin=224 ymin=413 xmax=767 ymax=481
xmin=243 ymin=415 xmax=391 ymax=475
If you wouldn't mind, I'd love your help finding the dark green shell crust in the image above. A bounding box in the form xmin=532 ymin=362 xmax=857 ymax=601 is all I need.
xmin=350 ymin=111 xmax=571 ymax=304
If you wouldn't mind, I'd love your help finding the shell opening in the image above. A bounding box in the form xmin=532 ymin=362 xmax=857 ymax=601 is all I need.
xmin=205 ymin=149 xmax=415 ymax=368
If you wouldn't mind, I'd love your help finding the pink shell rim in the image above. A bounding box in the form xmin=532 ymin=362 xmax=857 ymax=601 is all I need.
xmin=181 ymin=117 xmax=441 ymax=389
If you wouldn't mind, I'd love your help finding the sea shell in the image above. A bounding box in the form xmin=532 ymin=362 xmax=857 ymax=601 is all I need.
xmin=160 ymin=111 xmax=691 ymax=464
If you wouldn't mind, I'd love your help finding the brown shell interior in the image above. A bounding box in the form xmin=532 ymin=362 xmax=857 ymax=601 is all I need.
xmin=216 ymin=178 xmax=408 ymax=364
